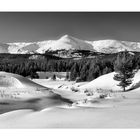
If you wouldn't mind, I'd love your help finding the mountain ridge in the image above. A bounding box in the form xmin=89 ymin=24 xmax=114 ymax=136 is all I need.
xmin=0 ymin=35 xmax=140 ymax=54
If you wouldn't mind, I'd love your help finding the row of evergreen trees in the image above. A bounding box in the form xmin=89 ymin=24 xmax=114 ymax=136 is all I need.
xmin=0 ymin=51 xmax=139 ymax=85
xmin=70 ymin=58 xmax=114 ymax=81
xmin=0 ymin=57 xmax=114 ymax=81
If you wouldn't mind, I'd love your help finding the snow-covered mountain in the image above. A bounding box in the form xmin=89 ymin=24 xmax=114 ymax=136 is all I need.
xmin=1 ymin=35 xmax=140 ymax=54
xmin=37 ymin=35 xmax=94 ymax=53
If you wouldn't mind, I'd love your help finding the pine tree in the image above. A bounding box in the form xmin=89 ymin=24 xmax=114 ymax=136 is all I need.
xmin=66 ymin=72 xmax=70 ymax=80
xmin=87 ymin=64 xmax=101 ymax=81
xmin=102 ymin=66 xmax=112 ymax=75
xmin=80 ymin=62 xmax=90 ymax=81
xmin=70 ymin=63 xmax=79 ymax=81
xmin=52 ymin=74 xmax=56 ymax=80
xmin=30 ymin=72 xmax=39 ymax=79
xmin=113 ymin=51 xmax=137 ymax=92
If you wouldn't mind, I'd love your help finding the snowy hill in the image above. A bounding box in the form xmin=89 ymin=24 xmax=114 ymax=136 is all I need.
xmin=0 ymin=71 xmax=47 ymax=89
xmin=1 ymin=35 xmax=140 ymax=54
xmin=79 ymin=70 xmax=140 ymax=92
xmin=0 ymin=71 xmax=58 ymax=99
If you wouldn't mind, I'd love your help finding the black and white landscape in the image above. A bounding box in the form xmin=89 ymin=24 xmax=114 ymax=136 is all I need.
xmin=0 ymin=12 xmax=140 ymax=128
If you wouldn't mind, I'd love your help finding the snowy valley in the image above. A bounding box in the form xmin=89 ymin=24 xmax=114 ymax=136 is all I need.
xmin=0 ymin=35 xmax=140 ymax=128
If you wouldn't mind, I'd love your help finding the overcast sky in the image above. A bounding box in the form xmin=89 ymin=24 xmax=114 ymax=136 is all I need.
xmin=0 ymin=12 xmax=140 ymax=42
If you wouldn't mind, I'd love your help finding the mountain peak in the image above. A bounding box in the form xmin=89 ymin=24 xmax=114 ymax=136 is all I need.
xmin=61 ymin=34 xmax=70 ymax=38
xmin=60 ymin=34 xmax=74 ymax=40
xmin=59 ymin=35 xmax=76 ymax=43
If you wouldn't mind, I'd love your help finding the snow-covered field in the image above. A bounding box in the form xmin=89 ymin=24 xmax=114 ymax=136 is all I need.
xmin=0 ymin=71 xmax=140 ymax=128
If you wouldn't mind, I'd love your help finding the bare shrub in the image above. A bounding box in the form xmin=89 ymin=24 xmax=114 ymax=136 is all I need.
xmin=84 ymin=89 xmax=94 ymax=96
xmin=95 ymin=88 xmax=114 ymax=98
xmin=71 ymin=86 xmax=79 ymax=92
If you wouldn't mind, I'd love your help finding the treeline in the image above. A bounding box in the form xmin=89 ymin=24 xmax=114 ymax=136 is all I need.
xmin=0 ymin=52 xmax=139 ymax=81
xmin=0 ymin=55 xmax=114 ymax=81
xmin=70 ymin=52 xmax=139 ymax=81
xmin=70 ymin=58 xmax=114 ymax=81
